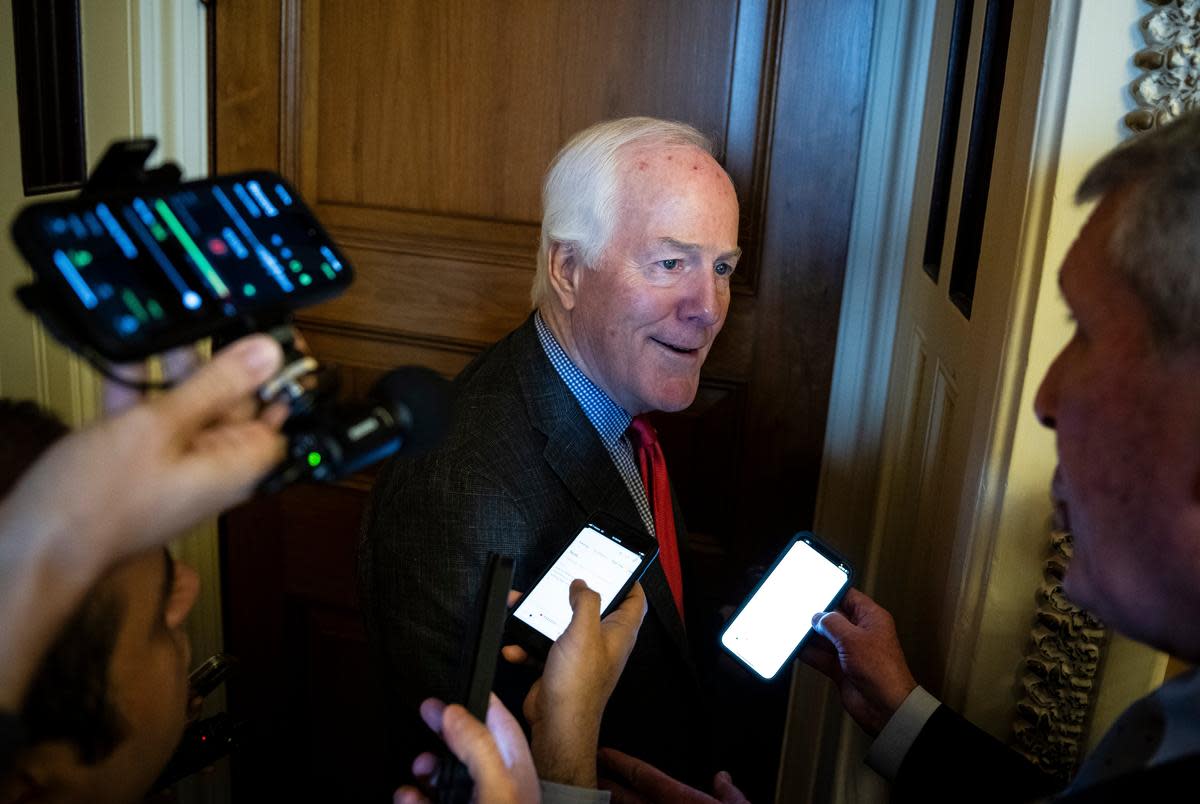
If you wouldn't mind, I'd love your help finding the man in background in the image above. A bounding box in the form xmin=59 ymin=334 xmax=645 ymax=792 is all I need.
xmin=801 ymin=109 xmax=1200 ymax=802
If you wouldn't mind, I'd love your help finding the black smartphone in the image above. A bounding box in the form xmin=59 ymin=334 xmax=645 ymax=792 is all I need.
xmin=437 ymin=553 xmax=514 ymax=804
xmin=720 ymin=532 xmax=853 ymax=681
xmin=10 ymin=171 xmax=352 ymax=361
xmin=507 ymin=514 xmax=657 ymax=658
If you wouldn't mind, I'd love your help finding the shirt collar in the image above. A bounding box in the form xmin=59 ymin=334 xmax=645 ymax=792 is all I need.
xmin=534 ymin=311 xmax=632 ymax=445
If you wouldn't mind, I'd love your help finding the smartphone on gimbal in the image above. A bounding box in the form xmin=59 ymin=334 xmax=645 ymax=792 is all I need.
xmin=11 ymin=167 xmax=352 ymax=361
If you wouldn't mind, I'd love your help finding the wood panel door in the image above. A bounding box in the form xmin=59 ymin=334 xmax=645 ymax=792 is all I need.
xmin=215 ymin=1 xmax=873 ymax=801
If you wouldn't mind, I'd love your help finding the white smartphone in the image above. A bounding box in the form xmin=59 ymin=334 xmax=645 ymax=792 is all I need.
xmin=506 ymin=514 xmax=658 ymax=658
xmin=720 ymin=532 xmax=853 ymax=680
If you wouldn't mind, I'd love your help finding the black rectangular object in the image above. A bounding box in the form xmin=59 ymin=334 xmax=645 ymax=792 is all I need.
xmin=948 ymin=0 xmax=1014 ymax=319
xmin=438 ymin=553 xmax=515 ymax=804
xmin=12 ymin=0 xmax=87 ymax=196
xmin=921 ymin=0 xmax=975 ymax=282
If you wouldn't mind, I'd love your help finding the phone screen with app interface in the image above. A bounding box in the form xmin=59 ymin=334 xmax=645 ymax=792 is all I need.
xmin=720 ymin=534 xmax=852 ymax=680
xmin=513 ymin=523 xmax=647 ymax=641
xmin=11 ymin=171 xmax=352 ymax=360
xmin=507 ymin=516 xmax=657 ymax=656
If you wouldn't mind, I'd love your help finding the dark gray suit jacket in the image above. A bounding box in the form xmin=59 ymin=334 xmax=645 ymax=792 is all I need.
xmin=892 ymin=703 xmax=1200 ymax=802
xmin=359 ymin=314 xmax=715 ymax=786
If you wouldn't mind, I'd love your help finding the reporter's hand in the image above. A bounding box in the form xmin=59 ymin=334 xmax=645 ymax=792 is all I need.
xmin=798 ymin=587 xmax=917 ymax=736
xmin=523 ymin=580 xmax=647 ymax=787
xmin=1 ymin=333 xmax=286 ymax=562
xmin=394 ymin=694 xmax=539 ymax=804
xmin=598 ymin=748 xmax=748 ymax=804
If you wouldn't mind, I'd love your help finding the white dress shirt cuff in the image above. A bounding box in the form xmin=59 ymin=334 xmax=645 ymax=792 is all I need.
xmin=539 ymin=780 xmax=611 ymax=804
xmin=865 ymin=685 xmax=941 ymax=781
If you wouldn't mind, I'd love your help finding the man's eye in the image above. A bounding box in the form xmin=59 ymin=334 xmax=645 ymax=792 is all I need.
xmin=715 ymin=262 xmax=734 ymax=277
xmin=660 ymin=259 xmax=680 ymax=270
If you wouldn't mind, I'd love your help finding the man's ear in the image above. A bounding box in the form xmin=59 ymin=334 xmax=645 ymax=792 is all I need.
xmin=547 ymin=241 xmax=581 ymax=312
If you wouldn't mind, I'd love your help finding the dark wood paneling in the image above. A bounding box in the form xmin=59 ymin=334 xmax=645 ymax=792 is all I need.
xmin=213 ymin=1 xmax=282 ymax=174
xmin=222 ymin=483 xmax=392 ymax=803
xmin=737 ymin=0 xmax=876 ymax=565
xmin=312 ymin=0 xmax=740 ymax=220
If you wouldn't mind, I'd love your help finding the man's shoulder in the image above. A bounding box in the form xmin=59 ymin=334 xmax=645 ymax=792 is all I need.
xmin=1055 ymin=753 xmax=1200 ymax=803
xmin=374 ymin=317 xmax=561 ymax=497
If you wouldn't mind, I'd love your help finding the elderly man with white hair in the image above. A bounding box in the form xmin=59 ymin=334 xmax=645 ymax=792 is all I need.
xmin=360 ymin=117 xmax=742 ymax=792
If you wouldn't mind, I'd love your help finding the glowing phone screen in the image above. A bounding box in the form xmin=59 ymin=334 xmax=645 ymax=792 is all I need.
xmin=514 ymin=525 xmax=645 ymax=641
xmin=721 ymin=539 xmax=850 ymax=679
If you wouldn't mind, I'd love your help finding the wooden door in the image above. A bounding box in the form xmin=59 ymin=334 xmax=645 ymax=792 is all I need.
xmin=215 ymin=1 xmax=873 ymax=801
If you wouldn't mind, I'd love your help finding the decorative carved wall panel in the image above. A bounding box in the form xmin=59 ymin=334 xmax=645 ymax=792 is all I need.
xmin=1126 ymin=0 xmax=1200 ymax=132
xmin=1011 ymin=529 xmax=1108 ymax=782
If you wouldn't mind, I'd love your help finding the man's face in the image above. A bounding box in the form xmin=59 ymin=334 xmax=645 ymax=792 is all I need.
xmin=561 ymin=144 xmax=740 ymax=414
xmin=1034 ymin=191 xmax=1200 ymax=652
xmin=27 ymin=549 xmax=200 ymax=803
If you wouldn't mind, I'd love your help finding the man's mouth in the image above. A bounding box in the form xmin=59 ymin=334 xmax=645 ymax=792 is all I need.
xmin=650 ymin=337 xmax=702 ymax=355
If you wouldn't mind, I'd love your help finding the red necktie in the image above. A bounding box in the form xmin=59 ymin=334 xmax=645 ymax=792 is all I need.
xmin=628 ymin=415 xmax=685 ymax=620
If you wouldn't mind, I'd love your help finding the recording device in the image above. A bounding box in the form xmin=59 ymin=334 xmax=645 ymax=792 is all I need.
xmin=507 ymin=514 xmax=657 ymax=659
xmin=8 ymin=139 xmax=453 ymax=489
xmin=152 ymin=654 xmax=244 ymax=791
xmin=437 ymin=553 xmax=515 ymax=804
xmin=10 ymin=140 xmax=351 ymax=362
xmin=152 ymin=713 xmax=247 ymax=791
xmin=188 ymin=652 xmax=239 ymax=698
xmin=260 ymin=362 xmax=453 ymax=492
xmin=720 ymin=532 xmax=853 ymax=680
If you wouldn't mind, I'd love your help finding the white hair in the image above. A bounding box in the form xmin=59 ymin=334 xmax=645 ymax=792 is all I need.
xmin=1077 ymin=110 xmax=1200 ymax=349
xmin=530 ymin=117 xmax=715 ymax=309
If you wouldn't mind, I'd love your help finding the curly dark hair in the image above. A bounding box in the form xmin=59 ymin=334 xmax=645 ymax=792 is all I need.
xmin=0 ymin=400 xmax=128 ymax=764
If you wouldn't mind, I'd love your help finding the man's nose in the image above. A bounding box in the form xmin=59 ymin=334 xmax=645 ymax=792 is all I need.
xmin=1033 ymin=349 xmax=1063 ymax=429
xmin=679 ymin=269 xmax=722 ymax=326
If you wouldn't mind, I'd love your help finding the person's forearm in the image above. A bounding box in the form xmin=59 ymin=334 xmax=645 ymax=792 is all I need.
xmin=0 ymin=498 xmax=108 ymax=711
xmin=531 ymin=712 xmax=601 ymax=788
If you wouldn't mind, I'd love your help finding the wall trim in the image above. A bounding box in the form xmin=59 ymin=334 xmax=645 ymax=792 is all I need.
xmin=134 ymin=0 xmax=225 ymax=745
xmin=777 ymin=1 xmax=938 ymax=801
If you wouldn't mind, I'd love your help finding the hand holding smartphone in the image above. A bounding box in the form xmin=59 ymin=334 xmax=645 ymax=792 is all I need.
xmin=506 ymin=514 xmax=657 ymax=659
xmin=720 ymin=532 xmax=853 ymax=680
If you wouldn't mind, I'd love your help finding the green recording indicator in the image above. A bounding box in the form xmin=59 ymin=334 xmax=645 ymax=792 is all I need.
xmin=154 ymin=199 xmax=230 ymax=298
xmin=289 ymin=259 xmax=303 ymax=273
xmin=69 ymin=249 xmax=93 ymax=268
xmin=243 ymin=283 xmax=257 ymax=297
xmin=298 ymin=273 xmax=313 ymax=286
xmin=307 ymin=451 xmax=322 ymax=467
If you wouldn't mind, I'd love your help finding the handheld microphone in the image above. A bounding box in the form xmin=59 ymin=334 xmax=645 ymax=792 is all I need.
xmin=260 ymin=365 xmax=453 ymax=493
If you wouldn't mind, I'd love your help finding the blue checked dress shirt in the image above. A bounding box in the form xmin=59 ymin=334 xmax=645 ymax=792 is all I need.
xmin=534 ymin=312 xmax=656 ymax=538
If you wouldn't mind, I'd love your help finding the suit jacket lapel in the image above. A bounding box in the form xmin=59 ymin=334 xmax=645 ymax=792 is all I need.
xmin=512 ymin=316 xmax=692 ymax=661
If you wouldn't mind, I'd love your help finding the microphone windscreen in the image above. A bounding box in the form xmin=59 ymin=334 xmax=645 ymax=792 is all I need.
xmin=370 ymin=366 xmax=454 ymax=456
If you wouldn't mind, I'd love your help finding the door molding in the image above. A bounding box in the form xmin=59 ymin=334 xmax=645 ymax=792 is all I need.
xmin=776 ymin=1 xmax=938 ymax=800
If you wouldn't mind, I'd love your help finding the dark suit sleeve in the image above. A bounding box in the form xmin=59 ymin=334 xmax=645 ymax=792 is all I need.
xmin=891 ymin=704 xmax=1061 ymax=803
xmin=358 ymin=455 xmax=536 ymax=769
